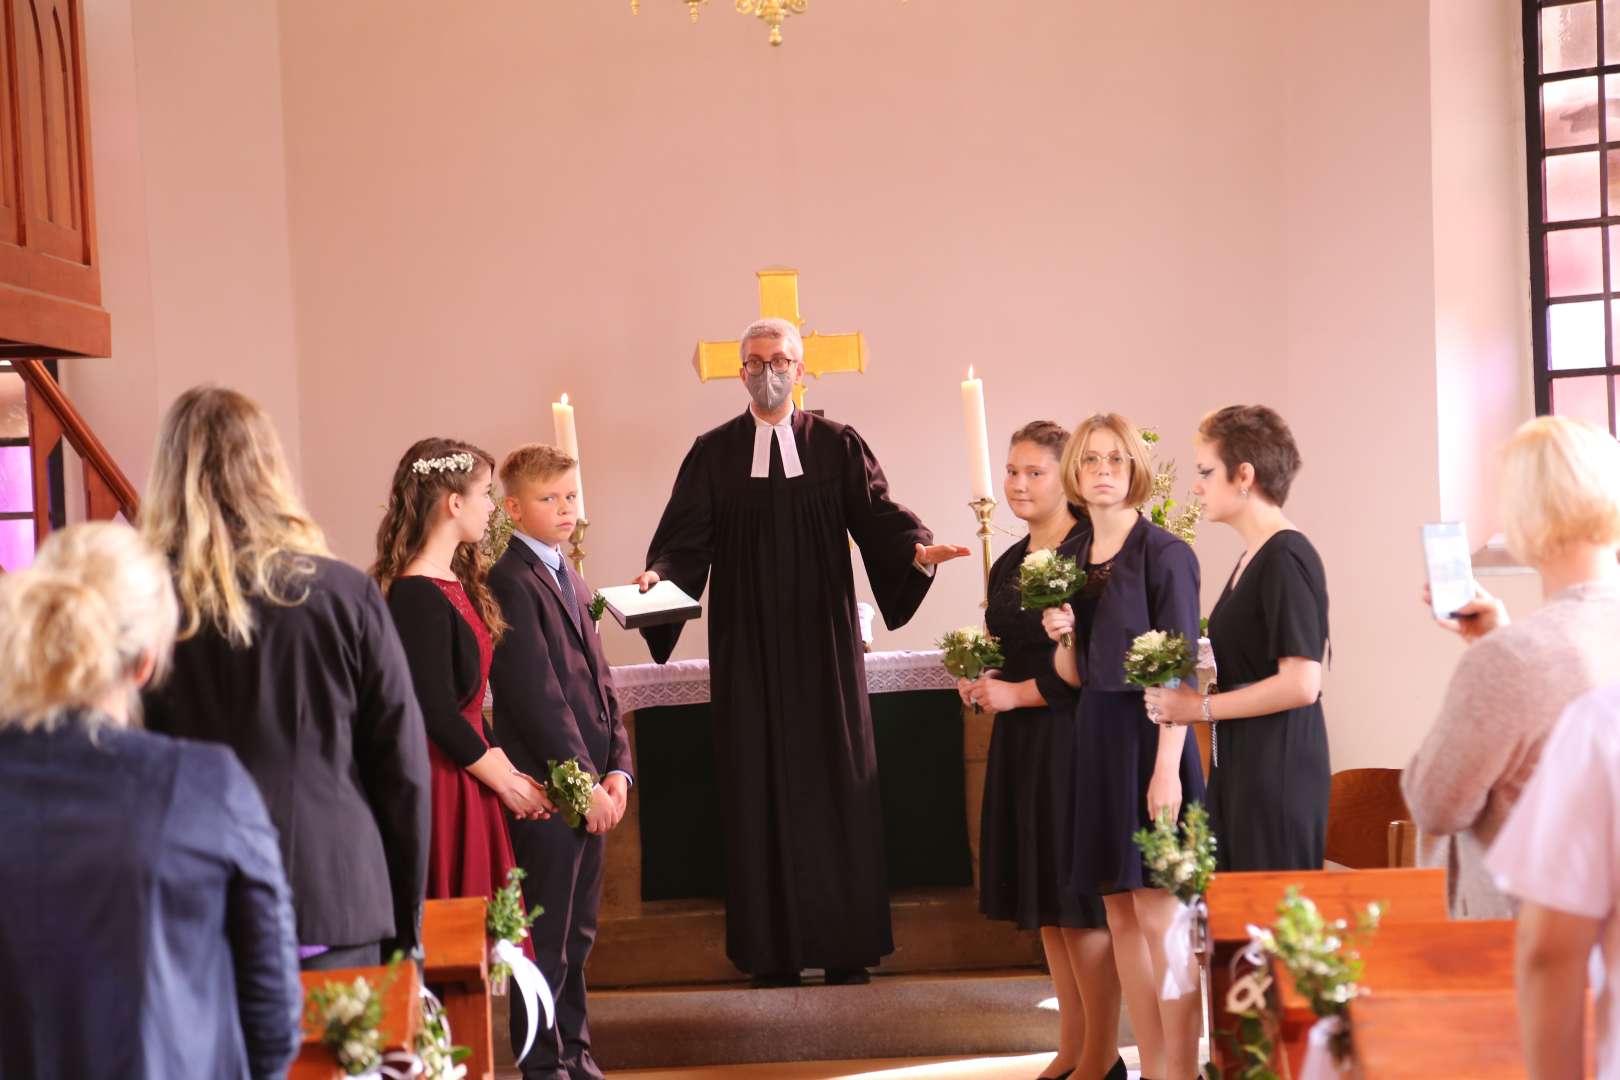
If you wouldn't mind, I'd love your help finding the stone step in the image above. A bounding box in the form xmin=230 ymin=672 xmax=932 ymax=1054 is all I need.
xmin=493 ymin=967 xmax=1139 ymax=1072
xmin=588 ymin=887 xmax=1044 ymax=988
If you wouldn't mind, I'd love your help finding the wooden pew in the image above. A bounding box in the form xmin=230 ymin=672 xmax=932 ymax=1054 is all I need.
xmin=1272 ymin=919 xmax=1515 ymax=1076
xmin=288 ymin=962 xmax=422 ymax=1080
xmin=423 ymin=897 xmax=495 ymax=1080
xmin=1206 ymin=868 xmax=1446 ymax=1073
xmin=1351 ymin=990 xmax=1525 ymax=1078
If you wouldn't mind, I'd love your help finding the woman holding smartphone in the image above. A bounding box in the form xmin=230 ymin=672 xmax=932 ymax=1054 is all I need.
xmin=1144 ymin=405 xmax=1331 ymax=873
xmin=1404 ymin=415 xmax=1620 ymax=918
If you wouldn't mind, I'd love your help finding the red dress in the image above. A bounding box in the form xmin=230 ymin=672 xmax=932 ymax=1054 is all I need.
xmin=424 ymin=578 xmax=523 ymax=901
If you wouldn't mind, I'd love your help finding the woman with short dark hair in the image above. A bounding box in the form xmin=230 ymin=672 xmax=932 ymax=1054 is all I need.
xmin=1146 ymin=404 xmax=1332 ymax=871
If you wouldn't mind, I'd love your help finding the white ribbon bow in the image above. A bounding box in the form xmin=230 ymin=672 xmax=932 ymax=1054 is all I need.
xmin=494 ymin=938 xmax=557 ymax=1064
xmin=1299 ymin=1014 xmax=1350 ymax=1080
xmin=1159 ymin=898 xmax=1200 ymax=999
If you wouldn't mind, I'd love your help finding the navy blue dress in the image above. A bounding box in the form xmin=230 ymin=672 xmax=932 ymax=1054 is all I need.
xmin=1068 ymin=515 xmax=1207 ymax=896
xmin=979 ymin=520 xmax=1107 ymax=930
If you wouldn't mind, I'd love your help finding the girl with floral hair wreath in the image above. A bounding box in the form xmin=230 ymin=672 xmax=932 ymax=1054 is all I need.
xmin=372 ymin=437 xmax=552 ymax=935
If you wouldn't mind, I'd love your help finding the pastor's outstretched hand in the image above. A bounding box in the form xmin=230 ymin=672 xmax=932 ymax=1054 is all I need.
xmin=915 ymin=542 xmax=972 ymax=567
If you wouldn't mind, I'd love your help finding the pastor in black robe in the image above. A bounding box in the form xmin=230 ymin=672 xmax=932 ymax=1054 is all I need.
xmin=642 ymin=406 xmax=936 ymax=975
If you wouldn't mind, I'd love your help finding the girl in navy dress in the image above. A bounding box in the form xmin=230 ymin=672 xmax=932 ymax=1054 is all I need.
xmin=965 ymin=421 xmax=1123 ymax=1080
xmin=1044 ymin=413 xmax=1205 ymax=1080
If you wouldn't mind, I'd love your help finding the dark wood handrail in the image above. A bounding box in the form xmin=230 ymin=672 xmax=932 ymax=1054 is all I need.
xmin=12 ymin=357 xmax=138 ymax=535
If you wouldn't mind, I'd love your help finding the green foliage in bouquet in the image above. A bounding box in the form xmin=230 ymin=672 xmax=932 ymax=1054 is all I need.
xmin=487 ymin=866 xmax=543 ymax=986
xmin=587 ymin=591 xmax=607 ymax=622
xmin=547 ymin=757 xmax=599 ymax=830
xmin=937 ymin=625 xmax=1005 ymax=680
xmin=1123 ymin=629 xmax=1197 ymax=688
xmin=1132 ymin=802 xmax=1217 ymax=904
xmin=1016 ymin=547 xmax=1086 ymax=610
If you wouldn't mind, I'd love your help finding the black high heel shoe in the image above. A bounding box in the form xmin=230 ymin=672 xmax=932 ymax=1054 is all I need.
xmin=1035 ymin=1070 xmax=1073 ymax=1080
xmin=1102 ymin=1058 xmax=1127 ymax=1080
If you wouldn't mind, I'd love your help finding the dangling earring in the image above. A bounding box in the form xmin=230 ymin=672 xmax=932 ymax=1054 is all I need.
xmin=1241 ymin=489 xmax=1249 ymax=498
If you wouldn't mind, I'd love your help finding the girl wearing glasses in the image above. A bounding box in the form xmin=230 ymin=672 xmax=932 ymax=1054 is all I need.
xmin=1144 ymin=405 xmax=1330 ymax=874
xmin=1043 ymin=413 xmax=1204 ymax=1080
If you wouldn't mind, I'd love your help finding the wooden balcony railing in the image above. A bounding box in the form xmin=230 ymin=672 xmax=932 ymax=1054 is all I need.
xmin=13 ymin=358 xmax=137 ymax=537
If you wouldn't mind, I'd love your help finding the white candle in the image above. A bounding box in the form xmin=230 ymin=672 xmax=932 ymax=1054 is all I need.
xmin=552 ymin=393 xmax=587 ymax=522
xmin=960 ymin=366 xmax=994 ymax=501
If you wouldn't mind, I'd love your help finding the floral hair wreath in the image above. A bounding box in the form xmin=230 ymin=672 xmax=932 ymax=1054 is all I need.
xmin=411 ymin=451 xmax=475 ymax=476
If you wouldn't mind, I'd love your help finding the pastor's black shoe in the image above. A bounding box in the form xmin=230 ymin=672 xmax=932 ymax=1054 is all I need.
xmin=824 ymin=966 xmax=871 ymax=985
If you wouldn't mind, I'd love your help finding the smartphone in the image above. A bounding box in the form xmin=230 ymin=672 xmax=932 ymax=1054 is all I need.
xmin=1422 ymin=522 xmax=1475 ymax=620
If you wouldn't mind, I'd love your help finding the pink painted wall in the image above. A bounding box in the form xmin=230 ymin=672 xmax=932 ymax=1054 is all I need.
xmin=71 ymin=0 xmax=1533 ymax=770
xmin=73 ymin=0 xmax=303 ymax=494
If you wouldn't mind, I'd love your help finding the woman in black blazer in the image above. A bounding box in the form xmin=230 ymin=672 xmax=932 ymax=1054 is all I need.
xmin=140 ymin=386 xmax=431 ymax=969
xmin=0 ymin=523 xmax=301 ymax=1080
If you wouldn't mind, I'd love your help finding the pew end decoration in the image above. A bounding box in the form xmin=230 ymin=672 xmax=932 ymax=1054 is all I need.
xmin=937 ymin=625 xmax=1005 ymax=714
xmin=305 ymin=964 xmax=413 ymax=1078
xmin=1140 ymin=428 xmax=1204 ymax=545
xmin=1133 ymin=802 xmax=1217 ymax=1002
xmin=1124 ymin=629 xmax=1197 ymax=690
xmin=1223 ymin=887 xmax=1384 ymax=1080
xmin=416 ymin=988 xmax=472 ymax=1080
xmin=1016 ymin=547 xmax=1085 ymax=647
xmin=487 ymin=867 xmax=556 ymax=1065
xmin=547 ymin=757 xmax=599 ymax=829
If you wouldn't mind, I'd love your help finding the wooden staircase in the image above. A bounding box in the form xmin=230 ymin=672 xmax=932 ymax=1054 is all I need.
xmin=0 ymin=0 xmax=129 ymax=569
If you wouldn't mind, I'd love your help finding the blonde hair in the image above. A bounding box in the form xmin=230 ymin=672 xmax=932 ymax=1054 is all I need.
xmin=0 ymin=522 xmax=179 ymax=732
xmin=1060 ymin=413 xmax=1155 ymax=508
xmin=139 ymin=386 xmax=329 ymax=647
xmin=499 ymin=443 xmax=577 ymax=496
xmin=1500 ymin=415 xmax=1620 ymax=565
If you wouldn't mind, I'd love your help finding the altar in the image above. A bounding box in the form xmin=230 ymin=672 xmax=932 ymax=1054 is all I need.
xmin=586 ymin=649 xmax=1046 ymax=986
xmin=613 ymin=649 xmax=974 ymax=902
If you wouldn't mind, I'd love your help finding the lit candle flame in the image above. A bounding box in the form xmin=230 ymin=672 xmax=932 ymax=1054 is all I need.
xmin=561 ymin=392 xmax=570 ymax=406
xmin=967 ymin=365 xmax=975 ymax=380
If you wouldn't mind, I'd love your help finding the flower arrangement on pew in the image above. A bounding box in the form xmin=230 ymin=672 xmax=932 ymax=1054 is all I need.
xmin=937 ymin=625 xmax=1005 ymax=714
xmin=416 ymin=988 xmax=472 ymax=1080
xmin=305 ymin=963 xmax=416 ymax=1078
xmin=487 ymin=867 xmax=543 ymax=989
xmin=482 ymin=504 xmax=515 ymax=562
xmin=487 ymin=867 xmax=557 ymax=1067
xmin=1017 ymin=547 xmax=1085 ymax=647
xmin=1219 ymin=888 xmax=1384 ymax=1080
xmin=1132 ymin=802 xmax=1217 ymax=1001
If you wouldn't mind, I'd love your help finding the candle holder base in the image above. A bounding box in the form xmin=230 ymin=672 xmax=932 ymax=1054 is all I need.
xmin=968 ymin=497 xmax=997 ymax=608
xmin=567 ymin=518 xmax=589 ymax=576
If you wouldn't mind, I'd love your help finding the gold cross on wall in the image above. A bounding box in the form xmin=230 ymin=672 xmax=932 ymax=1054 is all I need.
xmin=692 ymin=268 xmax=867 ymax=410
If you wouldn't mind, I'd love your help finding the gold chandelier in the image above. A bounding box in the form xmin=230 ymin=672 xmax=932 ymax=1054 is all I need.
xmin=629 ymin=0 xmax=842 ymax=48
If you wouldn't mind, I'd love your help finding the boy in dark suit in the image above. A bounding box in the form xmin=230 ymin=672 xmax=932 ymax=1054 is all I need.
xmin=489 ymin=444 xmax=633 ymax=1080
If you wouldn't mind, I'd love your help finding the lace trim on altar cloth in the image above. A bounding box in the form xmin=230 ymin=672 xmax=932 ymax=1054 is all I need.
xmin=606 ymin=649 xmax=957 ymax=714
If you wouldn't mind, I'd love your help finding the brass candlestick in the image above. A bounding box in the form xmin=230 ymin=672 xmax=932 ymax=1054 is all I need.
xmin=969 ymin=496 xmax=996 ymax=608
xmin=567 ymin=518 xmax=589 ymax=576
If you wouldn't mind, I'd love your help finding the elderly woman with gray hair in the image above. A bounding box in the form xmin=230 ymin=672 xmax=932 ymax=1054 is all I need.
xmin=1402 ymin=415 xmax=1620 ymax=919
xmin=0 ymin=523 xmax=302 ymax=1080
